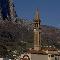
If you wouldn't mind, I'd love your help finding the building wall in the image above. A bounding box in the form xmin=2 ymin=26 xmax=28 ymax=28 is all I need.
xmin=45 ymin=50 xmax=59 ymax=54
xmin=0 ymin=58 xmax=11 ymax=60
xmin=20 ymin=53 xmax=48 ymax=60
xmin=31 ymin=54 xmax=48 ymax=60
xmin=48 ymin=54 xmax=60 ymax=60
xmin=48 ymin=54 xmax=55 ymax=60
xmin=55 ymin=55 xmax=60 ymax=60
xmin=0 ymin=58 xmax=3 ymax=60
xmin=20 ymin=53 xmax=31 ymax=60
xmin=20 ymin=53 xmax=60 ymax=60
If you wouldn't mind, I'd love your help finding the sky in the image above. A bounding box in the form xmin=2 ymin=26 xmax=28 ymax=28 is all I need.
xmin=14 ymin=0 xmax=60 ymax=28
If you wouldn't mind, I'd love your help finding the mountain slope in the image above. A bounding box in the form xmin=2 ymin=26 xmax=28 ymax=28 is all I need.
xmin=0 ymin=20 xmax=60 ymax=51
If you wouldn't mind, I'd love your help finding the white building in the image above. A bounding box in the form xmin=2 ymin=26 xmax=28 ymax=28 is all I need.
xmin=0 ymin=58 xmax=11 ymax=60
xmin=20 ymin=52 xmax=60 ymax=60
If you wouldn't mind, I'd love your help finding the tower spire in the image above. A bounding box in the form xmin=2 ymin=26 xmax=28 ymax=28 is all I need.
xmin=34 ymin=8 xmax=40 ymax=21
xmin=33 ymin=8 xmax=41 ymax=51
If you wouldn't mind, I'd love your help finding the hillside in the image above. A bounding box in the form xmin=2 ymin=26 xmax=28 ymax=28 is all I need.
xmin=0 ymin=19 xmax=60 ymax=56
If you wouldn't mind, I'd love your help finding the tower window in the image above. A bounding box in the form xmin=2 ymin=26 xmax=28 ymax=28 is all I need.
xmin=51 ymin=55 xmax=54 ymax=57
xmin=34 ymin=23 xmax=39 ymax=28
xmin=36 ymin=24 xmax=38 ymax=27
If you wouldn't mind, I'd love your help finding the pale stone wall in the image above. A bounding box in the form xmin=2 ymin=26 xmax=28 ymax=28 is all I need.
xmin=0 ymin=58 xmax=11 ymax=60
xmin=31 ymin=54 xmax=48 ymax=60
xmin=55 ymin=55 xmax=60 ymax=60
xmin=20 ymin=53 xmax=60 ymax=60
xmin=45 ymin=50 xmax=59 ymax=54
xmin=20 ymin=53 xmax=48 ymax=60
xmin=0 ymin=58 xmax=4 ymax=60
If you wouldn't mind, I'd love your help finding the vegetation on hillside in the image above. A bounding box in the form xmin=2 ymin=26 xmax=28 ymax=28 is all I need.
xmin=0 ymin=19 xmax=60 ymax=57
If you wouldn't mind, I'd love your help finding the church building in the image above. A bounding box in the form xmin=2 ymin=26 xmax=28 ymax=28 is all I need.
xmin=20 ymin=9 xmax=60 ymax=60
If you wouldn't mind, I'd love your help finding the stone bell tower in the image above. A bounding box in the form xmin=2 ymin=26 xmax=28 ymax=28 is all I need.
xmin=33 ymin=8 xmax=41 ymax=51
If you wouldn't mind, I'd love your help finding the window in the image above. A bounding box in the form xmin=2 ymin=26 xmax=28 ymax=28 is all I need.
xmin=51 ymin=55 xmax=54 ymax=57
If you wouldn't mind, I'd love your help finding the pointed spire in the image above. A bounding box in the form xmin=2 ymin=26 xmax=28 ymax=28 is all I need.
xmin=34 ymin=8 xmax=40 ymax=21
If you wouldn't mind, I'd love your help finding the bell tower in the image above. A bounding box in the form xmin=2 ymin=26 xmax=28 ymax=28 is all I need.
xmin=33 ymin=8 xmax=41 ymax=51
